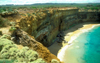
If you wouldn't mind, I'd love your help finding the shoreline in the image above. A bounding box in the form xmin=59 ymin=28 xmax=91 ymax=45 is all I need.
xmin=57 ymin=23 xmax=100 ymax=62
xmin=48 ymin=22 xmax=100 ymax=62
xmin=63 ymin=24 xmax=100 ymax=46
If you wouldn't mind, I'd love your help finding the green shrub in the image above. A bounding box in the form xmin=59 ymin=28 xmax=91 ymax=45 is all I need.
xmin=0 ymin=34 xmax=11 ymax=39
xmin=0 ymin=43 xmax=39 ymax=62
xmin=0 ymin=35 xmax=45 ymax=63
xmin=0 ymin=35 xmax=13 ymax=52
xmin=1 ymin=44 xmax=17 ymax=51
xmin=0 ymin=38 xmax=14 ymax=47
xmin=9 ymin=22 xmax=16 ymax=26
xmin=27 ymin=13 xmax=31 ymax=17
xmin=2 ymin=8 xmax=6 ymax=11
xmin=91 ymin=7 xmax=95 ymax=10
xmin=33 ymin=58 xmax=47 ymax=63
xmin=0 ymin=7 xmax=18 ymax=16
xmin=9 ymin=26 xmax=16 ymax=32
xmin=25 ymin=50 xmax=38 ymax=61
xmin=84 ymin=7 xmax=87 ymax=9
xmin=0 ymin=8 xmax=7 ymax=13
xmin=32 ymin=7 xmax=36 ymax=9
xmin=0 ymin=42 xmax=17 ymax=59
xmin=15 ymin=49 xmax=38 ymax=62
xmin=8 ymin=8 xmax=13 ymax=12
xmin=51 ymin=59 xmax=60 ymax=63
xmin=0 ymin=59 xmax=14 ymax=63
xmin=0 ymin=8 xmax=4 ymax=13
xmin=95 ymin=7 xmax=99 ymax=10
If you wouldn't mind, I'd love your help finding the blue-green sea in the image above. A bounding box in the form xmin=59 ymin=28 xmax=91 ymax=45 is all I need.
xmin=81 ymin=26 xmax=100 ymax=63
xmin=59 ymin=26 xmax=100 ymax=63
xmin=73 ymin=26 xmax=100 ymax=63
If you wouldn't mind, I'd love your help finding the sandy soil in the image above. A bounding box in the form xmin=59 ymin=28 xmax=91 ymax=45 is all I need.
xmin=0 ymin=26 xmax=11 ymax=35
xmin=48 ymin=22 xmax=100 ymax=56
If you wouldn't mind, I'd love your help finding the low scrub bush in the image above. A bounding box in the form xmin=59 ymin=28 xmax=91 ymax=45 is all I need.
xmin=0 ymin=35 xmax=47 ymax=63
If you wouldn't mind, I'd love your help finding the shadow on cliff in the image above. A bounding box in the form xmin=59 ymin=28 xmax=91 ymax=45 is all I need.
xmin=97 ymin=13 xmax=100 ymax=22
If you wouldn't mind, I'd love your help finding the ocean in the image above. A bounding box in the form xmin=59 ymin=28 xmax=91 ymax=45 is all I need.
xmin=58 ymin=26 xmax=100 ymax=63
xmin=82 ymin=26 xmax=100 ymax=63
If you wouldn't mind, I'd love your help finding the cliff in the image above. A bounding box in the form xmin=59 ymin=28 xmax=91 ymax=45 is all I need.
xmin=15 ymin=8 xmax=100 ymax=46
xmin=15 ymin=7 xmax=78 ymax=46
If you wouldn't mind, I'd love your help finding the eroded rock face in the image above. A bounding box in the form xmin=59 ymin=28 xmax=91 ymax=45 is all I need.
xmin=11 ymin=28 xmax=61 ymax=63
xmin=16 ymin=8 xmax=100 ymax=47
xmin=16 ymin=8 xmax=79 ymax=46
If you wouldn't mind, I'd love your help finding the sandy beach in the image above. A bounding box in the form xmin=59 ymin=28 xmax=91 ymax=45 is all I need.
xmin=48 ymin=22 xmax=100 ymax=57
xmin=57 ymin=22 xmax=100 ymax=63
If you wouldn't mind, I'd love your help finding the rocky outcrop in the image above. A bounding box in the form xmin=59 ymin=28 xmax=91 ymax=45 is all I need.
xmin=11 ymin=28 xmax=61 ymax=63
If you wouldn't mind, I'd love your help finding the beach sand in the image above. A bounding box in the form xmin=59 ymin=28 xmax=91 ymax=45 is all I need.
xmin=48 ymin=22 xmax=100 ymax=58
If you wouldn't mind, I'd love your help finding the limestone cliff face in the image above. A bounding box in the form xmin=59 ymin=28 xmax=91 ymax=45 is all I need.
xmin=78 ymin=12 xmax=100 ymax=22
xmin=16 ymin=8 xmax=78 ymax=46
xmin=16 ymin=8 xmax=100 ymax=46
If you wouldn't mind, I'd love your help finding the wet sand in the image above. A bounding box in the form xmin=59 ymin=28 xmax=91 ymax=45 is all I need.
xmin=48 ymin=22 xmax=100 ymax=56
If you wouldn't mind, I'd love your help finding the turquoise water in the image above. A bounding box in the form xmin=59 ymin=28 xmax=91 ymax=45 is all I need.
xmin=57 ymin=26 xmax=100 ymax=63
xmin=75 ymin=26 xmax=100 ymax=63
xmin=81 ymin=26 xmax=100 ymax=63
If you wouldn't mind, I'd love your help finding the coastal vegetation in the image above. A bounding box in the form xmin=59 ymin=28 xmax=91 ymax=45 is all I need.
xmin=0 ymin=35 xmax=46 ymax=63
